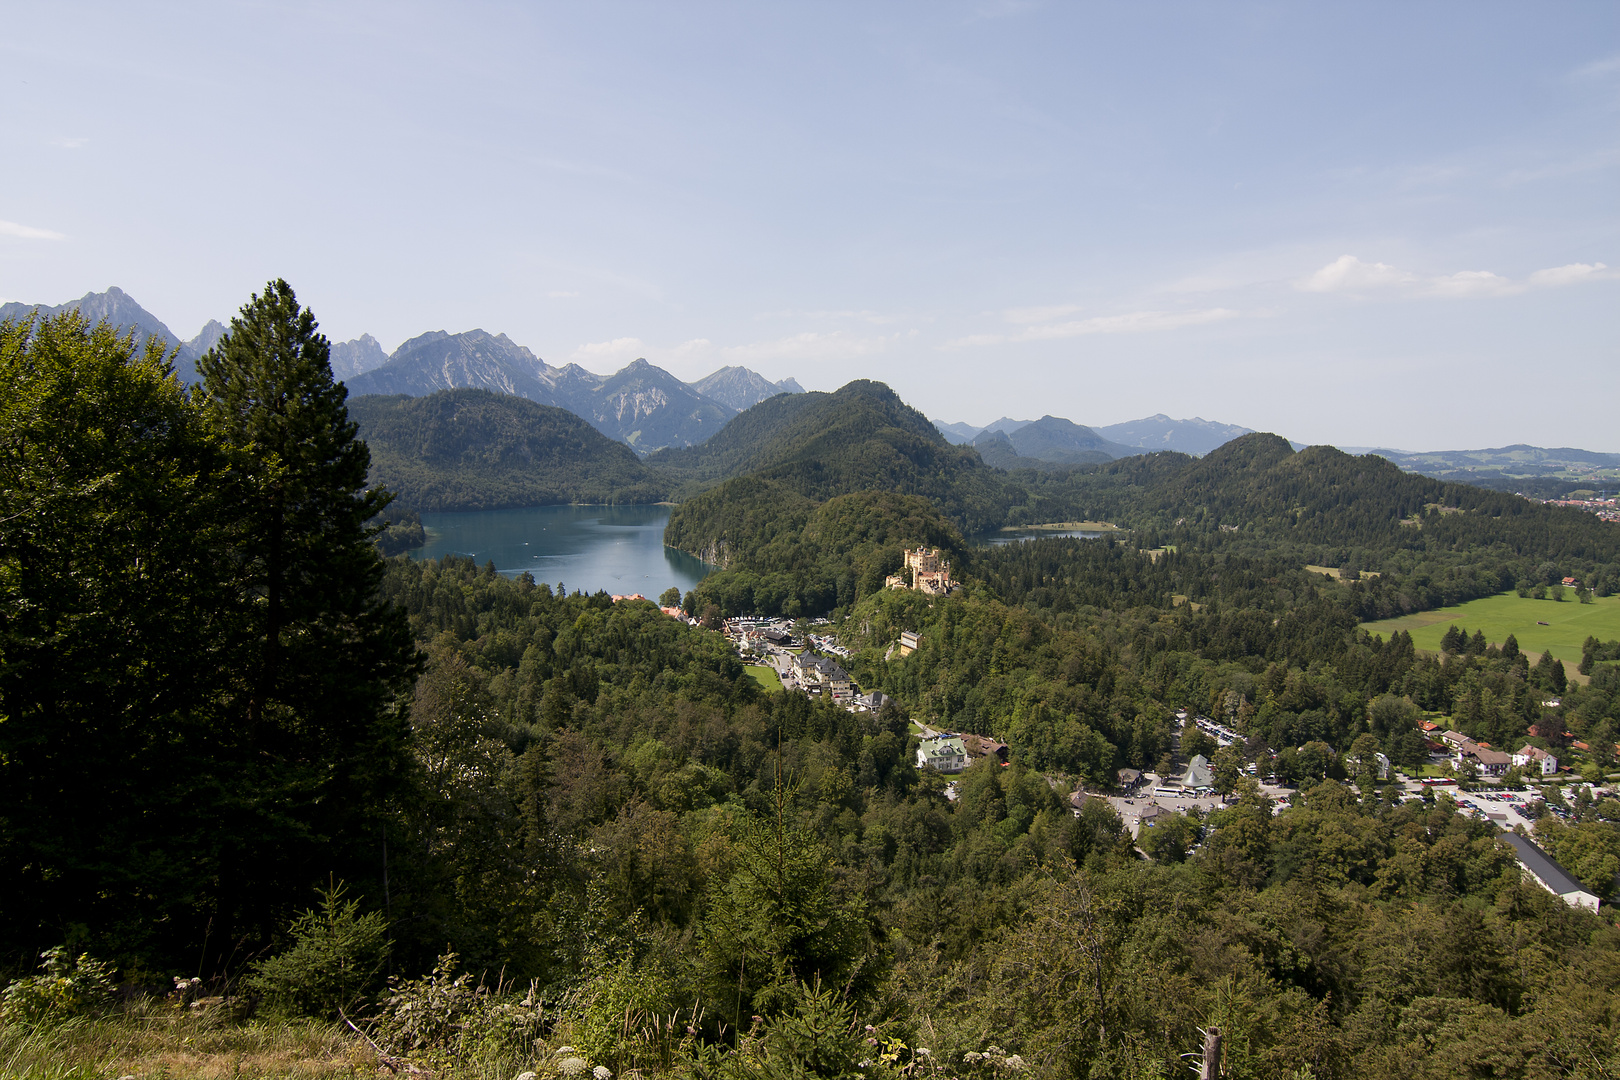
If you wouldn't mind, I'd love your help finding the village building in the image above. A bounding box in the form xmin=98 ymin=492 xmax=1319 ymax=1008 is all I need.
xmin=1136 ymin=802 xmax=1173 ymax=828
xmin=791 ymin=653 xmax=854 ymax=703
xmin=917 ymin=735 xmax=968 ymax=773
xmin=961 ymin=733 xmax=1009 ymax=764
xmin=885 ymin=547 xmax=958 ymax=595
xmin=898 ymin=630 xmax=920 ymax=656
xmin=1501 ymin=833 xmax=1601 ymax=910
xmin=1180 ymin=753 xmax=1215 ymax=790
xmin=1117 ymin=768 xmax=1144 ymax=792
xmin=1443 ymin=731 xmax=1511 ymax=777
xmin=1513 ymin=745 xmax=1560 ymax=776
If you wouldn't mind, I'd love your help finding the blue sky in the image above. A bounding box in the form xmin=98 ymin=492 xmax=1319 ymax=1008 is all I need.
xmin=2 ymin=1 xmax=1616 ymax=450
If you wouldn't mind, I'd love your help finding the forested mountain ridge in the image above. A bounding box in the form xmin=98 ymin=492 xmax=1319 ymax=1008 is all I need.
xmin=668 ymin=488 xmax=965 ymax=614
xmin=1094 ymin=412 xmax=1257 ymax=454
xmin=937 ymin=412 xmax=1261 ymax=456
xmin=654 ymin=380 xmax=1012 ymax=532
xmin=6 ymin=298 xmax=1620 ymax=1080
xmin=1053 ymin=434 xmax=1620 ymax=574
xmin=350 ymin=389 xmax=668 ymax=511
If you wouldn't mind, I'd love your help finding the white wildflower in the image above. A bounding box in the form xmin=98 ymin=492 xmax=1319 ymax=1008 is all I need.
xmin=558 ymin=1058 xmax=589 ymax=1077
xmin=593 ymin=1068 xmax=613 ymax=1080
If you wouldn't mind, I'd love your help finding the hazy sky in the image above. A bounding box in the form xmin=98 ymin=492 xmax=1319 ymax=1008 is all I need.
xmin=3 ymin=2 xmax=1616 ymax=450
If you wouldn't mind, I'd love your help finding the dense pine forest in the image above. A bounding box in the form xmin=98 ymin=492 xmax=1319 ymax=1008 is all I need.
xmin=2 ymin=295 xmax=1618 ymax=1078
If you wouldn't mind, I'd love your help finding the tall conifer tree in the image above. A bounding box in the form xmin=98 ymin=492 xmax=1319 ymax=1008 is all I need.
xmin=198 ymin=280 xmax=416 ymax=947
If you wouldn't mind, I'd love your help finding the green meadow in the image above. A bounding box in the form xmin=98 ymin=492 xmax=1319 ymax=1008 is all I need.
xmin=743 ymin=663 xmax=784 ymax=692
xmin=1361 ymin=591 xmax=1620 ymax=666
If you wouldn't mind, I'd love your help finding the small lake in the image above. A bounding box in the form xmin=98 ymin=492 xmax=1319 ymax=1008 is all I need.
xmin=412 ymin=505 xmax=713 ymax=597
xmin=976 ymin=526 xmax=1109 ymax=547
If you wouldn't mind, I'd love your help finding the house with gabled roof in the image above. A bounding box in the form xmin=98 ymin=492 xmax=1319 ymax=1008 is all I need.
xmin=1512 ymin=745 xmax=1559 ymax=776
xmin=916 ymin=735 xmax=968 ymax=773
xmin=1502 ymin=833 xmax=1600 ymax=910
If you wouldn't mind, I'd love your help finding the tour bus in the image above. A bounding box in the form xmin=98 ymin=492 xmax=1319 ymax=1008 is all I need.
xmin=1153 ymin=786 xmax=1181 ymax=798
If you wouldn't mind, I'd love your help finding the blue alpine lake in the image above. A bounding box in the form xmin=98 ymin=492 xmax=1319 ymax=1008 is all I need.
xmin=411 ymin=505 xmax=714 ymax=597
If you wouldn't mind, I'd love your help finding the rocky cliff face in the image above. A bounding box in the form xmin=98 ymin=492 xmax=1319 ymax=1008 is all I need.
xmin=0 ymin=286 xmax=204 ymax=377
xmin=690 ymin=365 xmax=804 ymax=411
xmin=328 ymin=333 xmax=389 ymax=380
xmin=586 ymin=359 xmax=733 ymax=450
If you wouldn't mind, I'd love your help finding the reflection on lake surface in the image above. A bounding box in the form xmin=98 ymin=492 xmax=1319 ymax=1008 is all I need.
xmin=411 ymin=505 xmax=713 ymax=597
xmin=976 ymin=527 xmax=1107 ymax=547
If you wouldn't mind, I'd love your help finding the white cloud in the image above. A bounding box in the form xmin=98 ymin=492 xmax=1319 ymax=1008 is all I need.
xmin=547 ymin=290 xmax=579 ymax=298
xmin=721 ymin=329 xmax=908 ymax=363
xmin=1300 ymin=255 xmax=1416 ymax=293
xmin=948 ymin=307 xmax=1243 ymax=347
xmin=569 ymin=337 xmax=647 ymax=364
xmin=0 ymin=219 xmax=66 ymax=241
xmin=1526 ymin=262 xmax=1611 ymax=288
xmin=51 ymin=136 xmax=88 ymax=149
xmin=1300 ymin=255 xmax=1613 ymax=299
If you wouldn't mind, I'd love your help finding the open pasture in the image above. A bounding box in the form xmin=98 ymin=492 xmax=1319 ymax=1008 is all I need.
xmin=1361 ymin=591 xmax=1620 ymax=666
xmin=743 ymin=664 xmax=784 ymax=692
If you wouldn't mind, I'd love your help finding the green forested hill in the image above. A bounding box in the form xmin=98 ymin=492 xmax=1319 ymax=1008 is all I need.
xmin=671 ymin=488 xmax=965 ymax=615
xmin=651 ymin=380 xmax=1012 ymax=533
xmin=351 ymin=389 xmax=668 ymax=510
xmin=1010 ymin=434 xmax=1620 ymax=606
xmin=657 ymin=380 xmax=1007 ymax=612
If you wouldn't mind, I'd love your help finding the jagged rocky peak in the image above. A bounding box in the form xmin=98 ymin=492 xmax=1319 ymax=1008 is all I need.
xmin=187 ymin=319 xmax=228 ymax=356
xmin=328 ymin=333 xmax=389 ymax=379
xmin=691 ymin=365 xmax=806 ymax=411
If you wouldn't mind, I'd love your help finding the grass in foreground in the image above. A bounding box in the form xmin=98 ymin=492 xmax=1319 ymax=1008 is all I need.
xmin=1361 ymin=590 xmax=1620 ymax=667
xmin=0 ymin=1004 xmax=367 ymax=1080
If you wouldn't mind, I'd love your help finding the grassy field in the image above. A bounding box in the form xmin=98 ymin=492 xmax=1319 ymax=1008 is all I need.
xmin=744 ymin=664 xmax=783 ymax=692
xmin=1361 ymin=591 xmax=1620 ymax=667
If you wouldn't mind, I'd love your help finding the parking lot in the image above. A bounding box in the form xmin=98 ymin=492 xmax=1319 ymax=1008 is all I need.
xmin=1103 ymin=773 xmax=1301 ymax=838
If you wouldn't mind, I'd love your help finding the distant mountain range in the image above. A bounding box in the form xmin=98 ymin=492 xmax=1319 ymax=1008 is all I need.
xmin=971 ymin=416 xmax=1136 ymax=468
xmin=344 ymin=330 xmax=787 ymax=450
xmin=0 ymin=287 xmax=382 ymax=387
xmin=10 ymin=287 xmax=1617 ymax=489
xmin=2 ymin=287 xmax=803 ymax=454
xmin=937 ymin=413 xmax=1258 ymax=458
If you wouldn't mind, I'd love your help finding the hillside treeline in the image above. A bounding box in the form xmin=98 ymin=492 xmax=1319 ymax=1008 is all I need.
xmin=189 ymin=553 xmax=1620 ymax=1077
xmin=351 ymin=389 xmax=669 ymax=510
xmin=5 ymin=308 xmax=1619 ymax=1078
xmin=1 ymin=294 xmax=419 ymax=972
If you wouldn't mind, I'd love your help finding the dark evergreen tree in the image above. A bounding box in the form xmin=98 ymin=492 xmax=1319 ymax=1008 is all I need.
xmin=0 ymin=311 xmax=222 ymax=965
xmin=198 ymin=280 xmax=417 ymax=953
